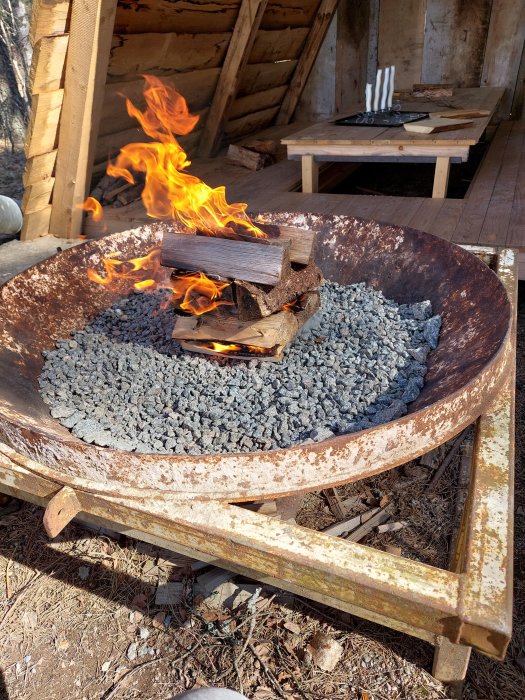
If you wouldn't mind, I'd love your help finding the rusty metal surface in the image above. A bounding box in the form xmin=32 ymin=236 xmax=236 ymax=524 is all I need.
xmin=0 ymin=215 xmax=513 ymax=500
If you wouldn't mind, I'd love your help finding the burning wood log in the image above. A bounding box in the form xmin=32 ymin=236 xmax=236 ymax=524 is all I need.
xmin=235 ymin=261 xmax=322 ymax=320
xmin=161 ymin=232 xmax=291 ymax=286
xmin=173 ymin=292 xmax=320 ymax=360
xmin=256 ymin=223 xmax=316 ymax=265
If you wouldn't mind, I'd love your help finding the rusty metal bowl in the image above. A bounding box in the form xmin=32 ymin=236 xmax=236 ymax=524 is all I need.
xmin=0 ymin=214 xmax=512 ymax=501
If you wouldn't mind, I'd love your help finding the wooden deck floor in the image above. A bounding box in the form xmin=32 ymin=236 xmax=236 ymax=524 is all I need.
xmin=86 ymin=121 xmax=525 ymax=274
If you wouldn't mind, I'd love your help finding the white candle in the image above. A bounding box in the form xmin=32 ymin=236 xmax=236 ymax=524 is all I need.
xmin=388 ymin=65 xmax=395 ymax=109
xmin=373 ymin=68 xmax=382 ymax=112
xmin=381 ymin=67 xmax=390 ymax=110
xmin=365 ymin=83 xmax=372 ymax=113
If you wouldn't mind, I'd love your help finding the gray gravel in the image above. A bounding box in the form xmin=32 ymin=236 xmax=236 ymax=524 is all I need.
xmin=39 ymin=282 xmax=440 ymax=454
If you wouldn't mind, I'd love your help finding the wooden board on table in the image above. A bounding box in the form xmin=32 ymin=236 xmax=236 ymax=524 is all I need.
xmin=403 ymin=118 xmax=474 ymax=134
xmin=430 ymin=109 xmax=490 ymax=119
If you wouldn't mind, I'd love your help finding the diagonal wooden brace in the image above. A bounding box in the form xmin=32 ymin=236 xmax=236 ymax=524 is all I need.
xmin=43 ymin=486 xmax=82 ymax=538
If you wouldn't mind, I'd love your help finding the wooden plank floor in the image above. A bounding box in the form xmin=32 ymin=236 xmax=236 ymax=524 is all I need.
xmin=86 ymin=121 xmax=525 ymax=275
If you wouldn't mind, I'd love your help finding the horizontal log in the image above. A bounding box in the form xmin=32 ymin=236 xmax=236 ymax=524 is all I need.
xmin=238 ymin=60 xmax=297 ymax=96
xmin=114 ymin=0 xmax=241 ymax=34
xmin=225 ymin=106 xmax=280 ymax=140
xmin=228 ymin=85 xmax=288 ymax=120
xmin=94 ymin=122 xmax=204 ymax=166
xmin=107 ymin=32 xmax=231 ymax=81
xmin=235 ymin=261 xmax=322 ymax=320
xmin=161 ymin=232 xmax=290 ymax=285
xmin=249 ymin=27 xmax=309 ymax=63
xmin=260 ymin=0 xmax=320 ymax=30
xmin=99 ymin=70 xmax=219 ymax=137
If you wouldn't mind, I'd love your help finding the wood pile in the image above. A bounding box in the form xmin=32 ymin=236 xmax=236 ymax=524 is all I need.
xmin=161 ymin=222 xmax=322 ymax=360
xmin=90 ymin=173 xmax=145 ymax=208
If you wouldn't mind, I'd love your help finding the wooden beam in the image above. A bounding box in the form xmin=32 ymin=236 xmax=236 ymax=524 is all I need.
xmin=49 ymin=0 xmax=117 ymax=239
xmin=24 ymin=90 xmax=63 ymax=159
xmin=20 ymin=205 xmax=52 ymax=241
xmin=481 ymin=0 xmax=525 ymax=119
xmin=30 ymin=0 xmax=70 ymax=45
xmin=198 ymin=0 xmax=269 ymax=157
xmin=276 ymin=0 xmax=340 ymax=125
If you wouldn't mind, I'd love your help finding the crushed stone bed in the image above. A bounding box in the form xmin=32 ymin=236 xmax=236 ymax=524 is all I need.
xmin=39 ymin=282 xmax=440 ymax=454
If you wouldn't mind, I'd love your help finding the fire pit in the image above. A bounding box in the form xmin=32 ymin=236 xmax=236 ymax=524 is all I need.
xmin=0 ymin=213 xmax=512 ymax=502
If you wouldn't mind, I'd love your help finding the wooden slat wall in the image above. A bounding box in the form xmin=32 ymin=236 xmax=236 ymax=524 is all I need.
xmin=95 ymin=0 xmax=324 ymax=169
xmin=22 ymin=0 xmax=71 ymax=240
xmin=377 ymin=0 xmax=427 ymax=92
xmin=421 ymin=0 xmax=492 ymax=88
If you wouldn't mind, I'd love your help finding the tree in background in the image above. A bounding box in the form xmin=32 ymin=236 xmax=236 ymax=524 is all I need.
xmin=0 ymin=0 xmax=31 ymax=150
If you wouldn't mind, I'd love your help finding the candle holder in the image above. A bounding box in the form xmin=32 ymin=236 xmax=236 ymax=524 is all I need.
xmin=334 ymin=109 xmax=429 ymax=127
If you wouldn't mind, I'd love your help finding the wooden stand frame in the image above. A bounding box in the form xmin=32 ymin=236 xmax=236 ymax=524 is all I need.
xmin=0 ymin=247 xmax=516 ymax=691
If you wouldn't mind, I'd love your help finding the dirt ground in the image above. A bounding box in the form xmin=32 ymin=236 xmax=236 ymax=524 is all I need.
xmin=0 ymin=148 xmax=524 ymax=700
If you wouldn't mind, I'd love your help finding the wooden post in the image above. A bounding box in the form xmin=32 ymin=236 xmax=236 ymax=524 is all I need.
xmin=432 ymin=636 xmax=471 ymax=695
xmin=198 ymin=0 xmax=268 ymax=157
xmin=49 ymin=0 xmax=117 ymax=238
xmin=276 ymin=0 xmax=340 ymax=125
xmin=302 ymin=155 xmax=319 ymax=193
xmin=432 ymin=156 xmax=451 ymax=199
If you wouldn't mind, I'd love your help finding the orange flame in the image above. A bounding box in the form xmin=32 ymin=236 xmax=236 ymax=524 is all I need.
xmin=81 ymin=196 xmax=104 ymax=222
xmin=105 ymin=75 xmax=265 ymax=238
xmin=87 ymin=248 xmax=232 ymax=315
xmin=200 ymin=342 xmax=274 ymax=356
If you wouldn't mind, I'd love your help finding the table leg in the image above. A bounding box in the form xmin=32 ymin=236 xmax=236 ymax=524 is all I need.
xmin=302 ymin=155 xmax=319 ymax=193
xmin=432 ymin=156 xmax=451 ymax=198
xmin=432 ymin=635 xmax=471 ymax=697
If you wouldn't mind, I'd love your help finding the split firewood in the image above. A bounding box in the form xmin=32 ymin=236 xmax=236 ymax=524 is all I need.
xmin=235 ymin=262 xmax=322 ymax=320
xmin=226 ymin=144 xmax=272 ymax=171
xmin=178 ymin=341 xmax=284 ymax=362
xmin=173 ymin=310 xmax=300 ymax=349
xmin=116 ymin=182 xmax=144 ymax=206
xmin=161 ymin=232 xmax=291 ymax=286
xmin=242 ymin=139 xmax=278 ymax=156
xmin=255 ymin=223 xmax=316 ymax=265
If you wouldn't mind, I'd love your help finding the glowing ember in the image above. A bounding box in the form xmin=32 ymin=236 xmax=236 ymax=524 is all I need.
xmin=197 ymin=341 xmax=275 ymax=357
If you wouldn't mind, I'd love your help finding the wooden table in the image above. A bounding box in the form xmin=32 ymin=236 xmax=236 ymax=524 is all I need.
xmin=282 ymin=88 xmax=504 ymax=198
